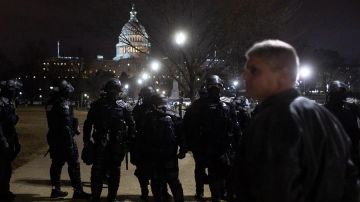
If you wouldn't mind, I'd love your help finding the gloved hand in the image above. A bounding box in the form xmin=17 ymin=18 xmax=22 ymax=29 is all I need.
xmin=177 ymin=149 xmax=187 ymax=159
xmin=0 ymin=144 xmax=13 ymax=160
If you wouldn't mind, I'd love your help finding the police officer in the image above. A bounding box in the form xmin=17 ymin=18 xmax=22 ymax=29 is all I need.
xmin=131 ymin=86 xmax=155 ymax=200
xmin=45 ymin=80 xmax=90 ymax=199
xmin=184 ymin=75 xmax=238 ymax=202
xmin=183 ymin=86 xmax=209 ymax=200
xmin=0 ymin=79 xmax=22 ymax=201
xmin=83 ymin=78 xmax=135 ymax=202
xmin=325 ymin=81 xmax=360 ymax=173
xmin=141 ymin=94 xmax=186 ymax=202
xmin=231 ymin=94 xmax=251 ymax=147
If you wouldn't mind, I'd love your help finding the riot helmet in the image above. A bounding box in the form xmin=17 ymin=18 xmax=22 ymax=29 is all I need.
xmin=0 ymin=79 xmax=23 ymax=100
xmin=139 ymin=86 xmax=156 ymax=102
xmin=205 ymin=75 xmax=223 ymax=99
xmin=327 ymin=80 xmax=347 ymax=105
xmin=151 ymin=94 xmax=168 ymax=112
xmin=102 ymin=78 xmax=122 ymax=99
xmin=52 ymin=80 xmax=74 ymax=98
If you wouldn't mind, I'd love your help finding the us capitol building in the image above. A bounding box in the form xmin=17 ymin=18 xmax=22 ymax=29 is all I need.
xmin=38 ymin=4 xmax=151 ymax=80
xmin=84 ymin=4 xmax=151 ymax=78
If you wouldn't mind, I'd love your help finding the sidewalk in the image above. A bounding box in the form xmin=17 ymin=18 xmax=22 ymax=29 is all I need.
xmin=10 ymin=135 xmax=212 ymax=202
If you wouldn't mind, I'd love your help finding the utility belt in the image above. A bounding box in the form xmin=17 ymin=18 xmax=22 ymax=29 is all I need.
xmin=93 ymin=128 xmax=127 ymax=144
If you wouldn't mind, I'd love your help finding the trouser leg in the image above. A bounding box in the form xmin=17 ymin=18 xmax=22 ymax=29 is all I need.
xmin=135 ymin=166 xmax=149 ymax=197
xmin=151 ymin=165 xmax=165 ymax=202
xmin=0 ymin=160 xmax=12 ymax=194
xmin=208 ymin=161 xmax=222 ymax=202
xmin=193 ymin=153 xmax=206 ymax=195
xmin=91 ymin=152 xmax=106 ymax=200
xmin=107 ymin=164 xmax=121 ymax=200
xmin=50 ymin=158 xmax=65 ymax=189
xmin=67 ymin=143 xmax=83 ymax=191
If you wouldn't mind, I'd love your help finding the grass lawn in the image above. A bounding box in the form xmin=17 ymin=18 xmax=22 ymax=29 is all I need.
xmin=13 ymin=106 xmax=88 ymax=169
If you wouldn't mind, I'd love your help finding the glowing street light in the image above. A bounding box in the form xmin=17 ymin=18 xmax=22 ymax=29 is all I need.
xmin=299 ymin=65 xmax=312 ymax=79
xmin=233 ymin=81 xmax=239 ymax=87
xmin=174 ymin=31 xmax=187 ymax=46
xmin=299 ymin=65 xmax=313 ymax=95
xmin=141 ymin=72 xmax=150 ymax=80
xmin=124 ymin=84 xmax=129 ymax=89
xmin=150 ymin=60 xmax=160 ymax=72
xmin=137 ymin=79 xmax=143 ymax=85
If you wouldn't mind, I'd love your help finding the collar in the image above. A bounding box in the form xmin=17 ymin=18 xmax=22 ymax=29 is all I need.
xmin=254 ymin=88 xmax=300 ymax=113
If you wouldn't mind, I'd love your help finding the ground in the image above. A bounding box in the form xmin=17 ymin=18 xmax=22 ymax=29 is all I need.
xmin=10 ymin=107 xmax=212 ymax=201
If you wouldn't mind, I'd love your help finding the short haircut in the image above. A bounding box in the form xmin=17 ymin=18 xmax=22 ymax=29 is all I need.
xmin=246 ymin=39 xmax=299 ymax=81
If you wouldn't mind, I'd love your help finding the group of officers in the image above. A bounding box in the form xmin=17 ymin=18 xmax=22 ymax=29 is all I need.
xmin=1 ymin=40 xmax=360 ymax=202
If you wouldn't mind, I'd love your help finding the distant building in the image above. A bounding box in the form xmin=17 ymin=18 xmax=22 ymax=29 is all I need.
xmin=40 ymin=56 xmax=83 ymax=80
xmin=85 ymin=4 xmax=150 ymax=78
xmin=113 ymin=4 xmax=150 ymax=61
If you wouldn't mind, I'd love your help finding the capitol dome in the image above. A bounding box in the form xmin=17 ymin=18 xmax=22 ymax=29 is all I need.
xmin=113 ymin=4 xmax=151 ymax=61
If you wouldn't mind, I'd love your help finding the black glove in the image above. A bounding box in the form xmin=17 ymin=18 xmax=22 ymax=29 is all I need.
xmin=0 ymin=145 xmax=12 ymax=159
xmin=81 ymin=141 xmax=94 ymax=165
xmin=177 ymin=148 xmax=187 ymax=159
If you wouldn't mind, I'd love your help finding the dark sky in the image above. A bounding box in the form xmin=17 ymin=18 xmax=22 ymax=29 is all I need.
xmin=1 ymin=0 xmax=360 ymax=64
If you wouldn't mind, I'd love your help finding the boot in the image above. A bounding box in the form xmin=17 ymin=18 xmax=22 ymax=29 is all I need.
xmin=73 ymin=189 xmax=91 ymax=199
xmin=195 ymin=192 xmax=204 ymax=200
xmin=107 ymin=196 xmax=120 ymax=202
xmin=0 ymin=191 xmax=16 ymax=201
xmin=50 ymin=188 xmax=68 ymax=198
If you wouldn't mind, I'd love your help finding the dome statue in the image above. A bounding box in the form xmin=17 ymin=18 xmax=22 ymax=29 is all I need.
xmin=113 ymin=4 xmax=151 ymax=61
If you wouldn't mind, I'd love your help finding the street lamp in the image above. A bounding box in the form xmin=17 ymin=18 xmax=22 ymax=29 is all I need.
xmin=299 ymin=65 xmax=313 ymax=95
xmin=137 ymin=79 xmax=143 ymax=85
xmin=141 ymin=72 xmax=150 ymax=80
xmin=174 ymin=31 xmax=187 ymax=46
xmin=233 ymin=81 xmax=239 ymax=87
xmin=150 ymin=60 xmax=161 ymax=72
xmin=124 ymin=84 xmax=129 ymax=89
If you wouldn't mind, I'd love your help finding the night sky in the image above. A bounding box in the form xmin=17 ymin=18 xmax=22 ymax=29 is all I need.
xmin=1 ymin=0 xmax=359 ymax=64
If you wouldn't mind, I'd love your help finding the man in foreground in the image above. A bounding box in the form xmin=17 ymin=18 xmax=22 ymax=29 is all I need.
xmin=231 ymin=39 xmax=358 ymax=202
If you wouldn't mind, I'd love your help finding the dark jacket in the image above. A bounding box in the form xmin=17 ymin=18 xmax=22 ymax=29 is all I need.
xmin=141 ymin=106 xmax=185 ymax=164
xmin=45 ymin=96 xmax=78 ymax=152
xmin=232 ymin=89 xmax=358 ymax=202
xmin=325 ymin=102 xmax=360 ymax=168
xmin=0 ymin=97 xmax=20 ymax=161
xmin=83 ymin=97 xmax=135 ymax=144
xmin=183 ymin=96 xmax=237 ymax=158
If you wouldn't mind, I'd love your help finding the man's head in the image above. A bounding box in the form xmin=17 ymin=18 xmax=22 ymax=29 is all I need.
xmin=243 ymin=39 xmax=299 ymax=102
xmin=52 ymin=80 xmax=74 ymax=98
xmin=139 ymin=86 xmax=156 ymax=102
xmin=327 ymin=80 xmax=347 ymax=105
xmin=102 ymin=78 xmax=122 ymax=99
xmin=0 ymin=79 xmax=23 ymax=100
xmin=150 ymin=94 xmax=168 ymax=112
xmin=205 ymin=75 xmax=223 ymax=99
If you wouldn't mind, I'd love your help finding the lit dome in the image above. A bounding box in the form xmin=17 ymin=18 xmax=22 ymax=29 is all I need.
xmin=113 ymin=4 xmax=150 ymax=61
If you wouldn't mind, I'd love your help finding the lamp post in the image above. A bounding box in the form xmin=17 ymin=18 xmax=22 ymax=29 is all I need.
xmin=299 ymin=65 xmax=312 ymax=95
xmin=173 ymin=30 xmax=188 ymax=117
